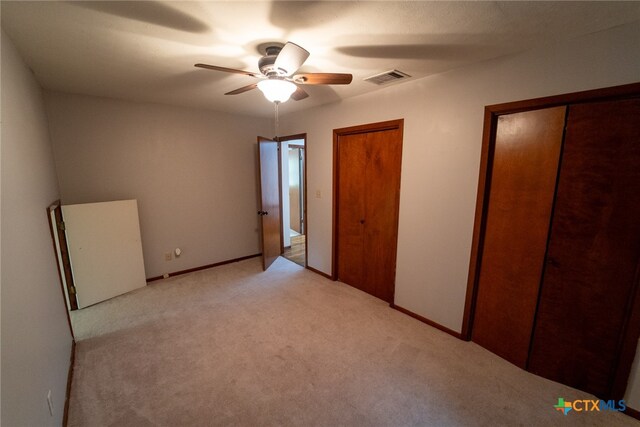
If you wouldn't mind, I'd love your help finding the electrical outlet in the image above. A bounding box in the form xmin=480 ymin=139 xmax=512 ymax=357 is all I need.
xmin=47 ymin=390 xmax=53 ymax=416
xmin=164 ymin=252 xmax=172 ymax=261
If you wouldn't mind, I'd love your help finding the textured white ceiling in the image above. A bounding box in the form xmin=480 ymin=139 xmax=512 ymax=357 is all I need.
xmin=2 ymin=1 xmax=639 ymax=117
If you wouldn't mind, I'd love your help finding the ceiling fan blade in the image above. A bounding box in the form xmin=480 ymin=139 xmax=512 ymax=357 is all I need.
xmin=291 ymin=86 xmax=309 ymax=101
xmin=293 ymin=73 xmax=353 ymax=85
xmin=195 ymin=63 xmax=261 ymax=78
xmin=274 ymin=42 xmax=310 ymax=76
xmin=225 ymin=83 xmax=258 ymax=95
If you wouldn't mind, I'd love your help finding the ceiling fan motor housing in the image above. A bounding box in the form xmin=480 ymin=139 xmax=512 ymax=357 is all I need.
xmin=259 ymin=46 xmax=285 ymax=76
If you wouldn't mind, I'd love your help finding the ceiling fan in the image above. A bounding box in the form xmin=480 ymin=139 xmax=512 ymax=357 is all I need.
xmin=195 ymin=42 xmax=353 ymax=103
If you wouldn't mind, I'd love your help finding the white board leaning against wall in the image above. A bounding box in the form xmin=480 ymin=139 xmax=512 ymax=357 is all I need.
xmin=62 ymin=199 xmax=147 ymax=309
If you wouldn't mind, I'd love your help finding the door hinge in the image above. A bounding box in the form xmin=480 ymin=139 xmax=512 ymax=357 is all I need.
xmin=69 ymin=286 xmax=76 ymax=295
xmin=57 ymin=221 xmax=66 ymax=231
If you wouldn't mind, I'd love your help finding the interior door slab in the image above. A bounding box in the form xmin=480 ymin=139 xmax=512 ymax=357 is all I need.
xmin=258 ymin=137 xmax=282 ymax=270
xmin=528 ymin=98 xmax=640 ymax=398
xmin=471 ymin=106 xmax=566 ymax=368
xmin=62 ymin=199 xmax=147 ymax=308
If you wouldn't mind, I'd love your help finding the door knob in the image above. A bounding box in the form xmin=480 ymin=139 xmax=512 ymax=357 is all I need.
xmin=257 ymin=210 xmax=269 ymax=216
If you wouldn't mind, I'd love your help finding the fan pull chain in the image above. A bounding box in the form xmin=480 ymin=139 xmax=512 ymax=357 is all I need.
xmin=274 ymin=100 xmax=280 ymax=140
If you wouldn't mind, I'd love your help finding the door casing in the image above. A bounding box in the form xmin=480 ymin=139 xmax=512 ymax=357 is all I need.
xmin=46 ymin=200 xmax=76 ymax=338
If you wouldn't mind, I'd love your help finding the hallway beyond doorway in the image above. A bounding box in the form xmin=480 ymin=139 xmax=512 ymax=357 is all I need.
xmin=279 ymin=134 xmax=307 ymax=268
xmin=283 ymin=234 xmax=305 ymax=267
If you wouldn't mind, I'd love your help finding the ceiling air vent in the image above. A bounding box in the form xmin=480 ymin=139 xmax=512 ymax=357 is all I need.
xmin=364 ymin=69 xmax=411 ymax=85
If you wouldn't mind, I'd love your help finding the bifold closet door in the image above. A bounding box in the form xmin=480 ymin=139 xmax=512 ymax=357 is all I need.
xmin=529 ymin=98 xmax=640 ymax=397
xmin=472 ymin=107 xmax=566 ymax=368
xmin=336 ymin=126 xmax=402 ymax=303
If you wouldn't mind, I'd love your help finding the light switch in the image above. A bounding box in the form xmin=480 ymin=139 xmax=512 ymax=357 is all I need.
xmin=315 ymin=190 xmax=321 ymax=198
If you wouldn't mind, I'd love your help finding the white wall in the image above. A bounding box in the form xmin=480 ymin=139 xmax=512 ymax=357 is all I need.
xmin=280 ymin=21 xmax=640 ymax=333
xmin=1 ymin=31 xmax=73 ymax=426
xmin=44 ymin=93 xmax=271 ymax=278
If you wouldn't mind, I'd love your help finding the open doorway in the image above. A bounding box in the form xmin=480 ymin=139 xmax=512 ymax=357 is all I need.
xmin=279 ymin=134 xmax=307 ymax=267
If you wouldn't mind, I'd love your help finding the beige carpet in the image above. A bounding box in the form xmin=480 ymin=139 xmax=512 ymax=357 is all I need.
xmin=68 ymin=257 xmax=638 ymax=426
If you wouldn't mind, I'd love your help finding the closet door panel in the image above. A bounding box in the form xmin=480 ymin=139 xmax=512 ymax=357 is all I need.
xmin=364 ymin=129 xmax=403 ymax=303
xmin=337 ymin=133 xmax=368 ymax=289
xmin=529 ymin=98 xmax=640 ymax=397
xmin=472 ymin=107 xmax=566 ymax=368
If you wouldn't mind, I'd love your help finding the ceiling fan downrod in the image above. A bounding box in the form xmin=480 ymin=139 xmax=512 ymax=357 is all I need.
xmin=273 ymin=100 xmax=280 ymax=139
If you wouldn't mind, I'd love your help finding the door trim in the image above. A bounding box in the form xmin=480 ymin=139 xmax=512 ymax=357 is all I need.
xmin=278 ymin=133 xmax=308 ymax=267
xmin=332 ymin=119 xmax=404 ymax=288
xmin=46 ymin=200 xmax=76 ymax=339
xmin=462 ymin=82 xmax=640 ymax=400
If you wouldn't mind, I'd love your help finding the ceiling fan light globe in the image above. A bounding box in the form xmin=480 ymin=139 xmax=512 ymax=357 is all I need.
xmin=257 ymin=79 xmax=297 ymax=103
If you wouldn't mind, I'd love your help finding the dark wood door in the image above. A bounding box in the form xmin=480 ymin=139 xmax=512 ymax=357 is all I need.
xmin=365 ymin=129 xmax=403 ymax=302
xmin=336 ymin=132 xmax=368 ymax=290
xmin=472 ymin=107 xmax=566 ymax=368
xmin=528 ymin=98 xmax=640 ymax=398
xmin=257 ymin=137 xmax=282 ymax=270
xmin=334 ymin=120 xmax=403 ymax=303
